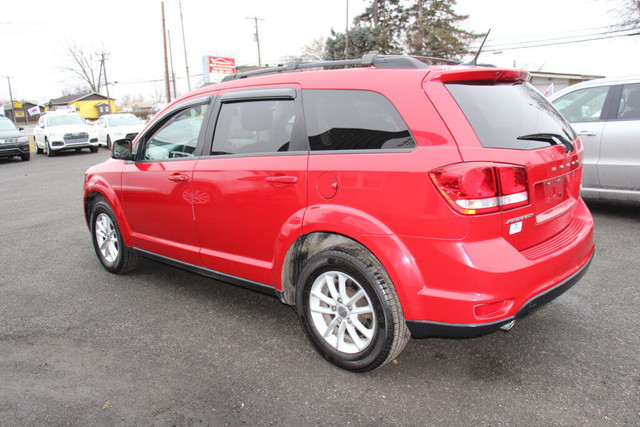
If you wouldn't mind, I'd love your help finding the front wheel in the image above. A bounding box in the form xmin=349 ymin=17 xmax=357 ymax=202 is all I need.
xmin=295 ymin=248 xmax=410 ymax=372
xmin=90 ymin=199 xmax=140 ymax=273
xmin=106 ymin=135 xmax=112 ymax=149
xmin=45 ymin=139 xmax=55 ymax=157
xmin=20 ymin=152 xmax=30 ymax=161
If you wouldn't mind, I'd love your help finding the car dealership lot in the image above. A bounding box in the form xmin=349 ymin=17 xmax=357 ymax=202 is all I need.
xmin=1 ymin=151 xmax=638 ymax=425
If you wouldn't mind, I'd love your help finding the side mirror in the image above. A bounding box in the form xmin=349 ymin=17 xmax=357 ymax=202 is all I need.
xmin=112 ymin=139 xmax=134 ymax=160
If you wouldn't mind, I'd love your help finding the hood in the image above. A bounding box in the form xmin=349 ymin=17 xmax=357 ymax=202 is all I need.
xmin=0 ymin=129 xmax=24 ymax=138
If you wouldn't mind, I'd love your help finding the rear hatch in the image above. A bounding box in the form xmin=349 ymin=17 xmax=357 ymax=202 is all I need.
xmin=424 ymin=68 xmax=583 ymax=251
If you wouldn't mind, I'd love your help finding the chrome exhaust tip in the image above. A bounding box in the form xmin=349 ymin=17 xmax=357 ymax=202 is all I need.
xmin=500 ymin=320 xmax=516 ymax=332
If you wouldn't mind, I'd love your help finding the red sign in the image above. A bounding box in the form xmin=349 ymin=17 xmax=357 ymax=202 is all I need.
xmin=208 ymin=57 xmax=236 ymax=74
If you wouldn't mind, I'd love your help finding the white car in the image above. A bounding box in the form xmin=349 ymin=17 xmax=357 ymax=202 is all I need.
xmin=34 ymin=111 xmax=99 ymax=157
xmin=94 ymin=113 xmax=145 ymax=148
xmin=550 ymin=76 xmax=640 ymax=202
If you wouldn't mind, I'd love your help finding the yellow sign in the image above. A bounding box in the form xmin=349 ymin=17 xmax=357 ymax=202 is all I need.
xmin=14 ymin=101 xmax=23 ymax=108
xmin=15 ymin=110 xmax=25 ymax=117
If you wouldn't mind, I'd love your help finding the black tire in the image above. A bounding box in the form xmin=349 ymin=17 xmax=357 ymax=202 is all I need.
xmin=90 ymin=146 xmax=99 ymax=153
xmin=295 ymin=248 xmax=410 ymax=372
xmin=36 ymin=143 xmax=43 ymax=154
xmin=20 ymin=152 xmax=30 ymax=161
xmin=106 ymin=135 xmax=112 ymax=149
xmin=45 ymin=138 xmax=55 ymax=157
xmin=90 ymin=198 xmax=140 ymax=274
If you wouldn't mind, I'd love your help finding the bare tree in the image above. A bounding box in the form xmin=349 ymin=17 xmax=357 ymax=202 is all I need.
xmin=609 ymin=0 xmax=640 ymax=28
xmin=301 ymin=37 xmax=326 ymax=61
xmin=61 ymin=43 xmax=106 ymax=93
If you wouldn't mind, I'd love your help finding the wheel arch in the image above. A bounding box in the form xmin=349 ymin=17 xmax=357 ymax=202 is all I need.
xmin=84 ymin=178 xmax=133 ymax=246
xmin=278 ymin=229 xmax=426 ymax=321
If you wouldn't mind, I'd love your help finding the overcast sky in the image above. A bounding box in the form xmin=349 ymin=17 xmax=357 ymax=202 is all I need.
xmin=1 ymin=0 xmax=639 ymax=104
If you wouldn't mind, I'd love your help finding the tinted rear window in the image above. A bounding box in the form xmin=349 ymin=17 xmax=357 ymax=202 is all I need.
xmin=446 ymin=82 xmax=576 ymax=150
xmin=302 ymin=89 xmax=415 ymax=151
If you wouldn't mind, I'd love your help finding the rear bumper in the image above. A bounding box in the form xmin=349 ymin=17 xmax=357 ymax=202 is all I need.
xmin=391 ymin=198 xmax=594 ymax=330
xmin=406 ymin=251 xmax=593 ymax=338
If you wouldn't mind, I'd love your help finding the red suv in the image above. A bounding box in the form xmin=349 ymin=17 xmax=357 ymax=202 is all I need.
xmin=84 ymin=55 xmax=594 ymax=372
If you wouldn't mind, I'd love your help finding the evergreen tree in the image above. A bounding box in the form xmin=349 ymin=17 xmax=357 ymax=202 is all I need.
xmin=354 ymin=0 xmax=406 ymax=54
xmin=324 ymin=27 xmax=385 ymax=60
xmin=324 ymin=0 xmax=477 ymax=61
xmin=404 ymin=0 xmax=477 ymax=59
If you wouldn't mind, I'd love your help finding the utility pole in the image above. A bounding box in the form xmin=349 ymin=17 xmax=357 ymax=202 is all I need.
xmin=161 ymin=1 xmax=171 ymax=103
xmin=168 ymin=30 xmax=177 ymax=99
xmin=246 ymin=16 xmax=264 ymax=67
xmin=345 ymin=0 xmax=349 ymax=59
xmin=99 ymin=52 xmax=112 ymax=113
xmin=179 ymin=0 xmax=191 ymax=91
xmin=6 ymin=77 xmax=15 ymax=122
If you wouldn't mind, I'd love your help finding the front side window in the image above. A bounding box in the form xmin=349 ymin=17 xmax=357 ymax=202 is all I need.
xmin=552 ymin=85 xmax=609 ymax=123
xmin=142 ymin=104 xmax=208 ymax=161
xmin=211 ymin=100 xmax=295 ymax=155
xmin=302 ymin=90 xmax=415 ymax=151
xmin=616 ymin=83 xmax=640 ymax=120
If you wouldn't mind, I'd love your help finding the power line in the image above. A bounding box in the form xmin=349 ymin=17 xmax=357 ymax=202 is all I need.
xmin=470 ymin=26 xmax=640 ymax=52
xmin=486 ymin=30 xmax=640 ymax=52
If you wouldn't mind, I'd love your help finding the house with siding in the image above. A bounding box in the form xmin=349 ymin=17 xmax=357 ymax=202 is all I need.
xmin=47 ymin=92 xmax=117 ymax=120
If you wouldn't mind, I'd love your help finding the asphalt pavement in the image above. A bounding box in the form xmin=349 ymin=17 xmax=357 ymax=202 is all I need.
xmin=0 ymin=150 xmax=638 ymax=425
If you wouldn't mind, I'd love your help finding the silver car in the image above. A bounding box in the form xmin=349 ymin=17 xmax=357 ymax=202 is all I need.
xmin=550 ymin=76 xmax=640 ymax=201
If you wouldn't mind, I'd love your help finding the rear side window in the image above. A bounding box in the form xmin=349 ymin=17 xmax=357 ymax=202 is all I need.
xmin=302 ymin=90 xmax=415 ymax=151
xmin=617 ymin=83 xmax=640 ymax=120
xmin=447 ymin=82 xmax=576 ymax=150
xmin=211 ymin=100 xmax=295 ymax=155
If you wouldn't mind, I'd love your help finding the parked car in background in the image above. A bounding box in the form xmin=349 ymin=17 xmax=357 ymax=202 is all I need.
xmin=94 ymin=113 xmax=145 ymax=149
xmin=551 ymin=76 xmax=640 ymax=201
xmin=34 ymin=111 xmax=99 ymax=157
xmin=0 ymin=115 xmax=30 ymax=161
xmin=84 ymin=55 xmax=594 ymax=372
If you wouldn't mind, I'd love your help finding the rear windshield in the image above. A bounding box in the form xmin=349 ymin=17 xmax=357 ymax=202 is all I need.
xmin=446 ymin=82 xmax=576 ymax=150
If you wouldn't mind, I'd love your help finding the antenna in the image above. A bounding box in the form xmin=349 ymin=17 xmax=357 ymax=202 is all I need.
xmin=469 ymin=29 xmax=491 ymax=66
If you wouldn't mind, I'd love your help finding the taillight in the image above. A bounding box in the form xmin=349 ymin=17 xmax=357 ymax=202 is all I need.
xmin=430 ymin=163 xmax=529 ymax=215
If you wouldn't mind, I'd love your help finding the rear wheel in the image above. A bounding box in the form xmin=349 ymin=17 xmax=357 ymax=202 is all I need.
xmin=90 ymin=198 xmax=140 ymax=273
xmin=90 ymin=146 xmax=99 ymax=153
xmin=295 ymin=248 xmax=410 ymax=372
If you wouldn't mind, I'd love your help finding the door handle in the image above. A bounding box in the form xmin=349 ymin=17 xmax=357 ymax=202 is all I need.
xmin=266 ymin=175 xmax=298 ymax=184
xmin=577 ymin=131 xmax=597 ymax=136
xmin=168 ymin=173 xmax=189 ymax=182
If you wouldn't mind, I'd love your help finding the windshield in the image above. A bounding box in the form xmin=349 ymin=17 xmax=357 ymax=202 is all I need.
xmin=47 ymin=114 xmax=86 ymax=127
xmin=446 ymin=82 xmax=576 ymax=150
xmin=107 ymin=116 xmax=142 ymax=126
xmin=0 ymin=118 xmax=18 ymax=131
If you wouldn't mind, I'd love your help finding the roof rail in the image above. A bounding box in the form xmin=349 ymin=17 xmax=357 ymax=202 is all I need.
xmin=221 ymin=53 xmax=460 ymax=82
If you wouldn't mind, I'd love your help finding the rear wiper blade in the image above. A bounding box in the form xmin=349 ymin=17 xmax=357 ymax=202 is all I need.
xmin=517 ymin=133 xmax=575 ymax=153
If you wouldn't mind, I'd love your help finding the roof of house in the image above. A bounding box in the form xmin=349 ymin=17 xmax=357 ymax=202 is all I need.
xmin=49 ymin=92 xmax=114 ymax=105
